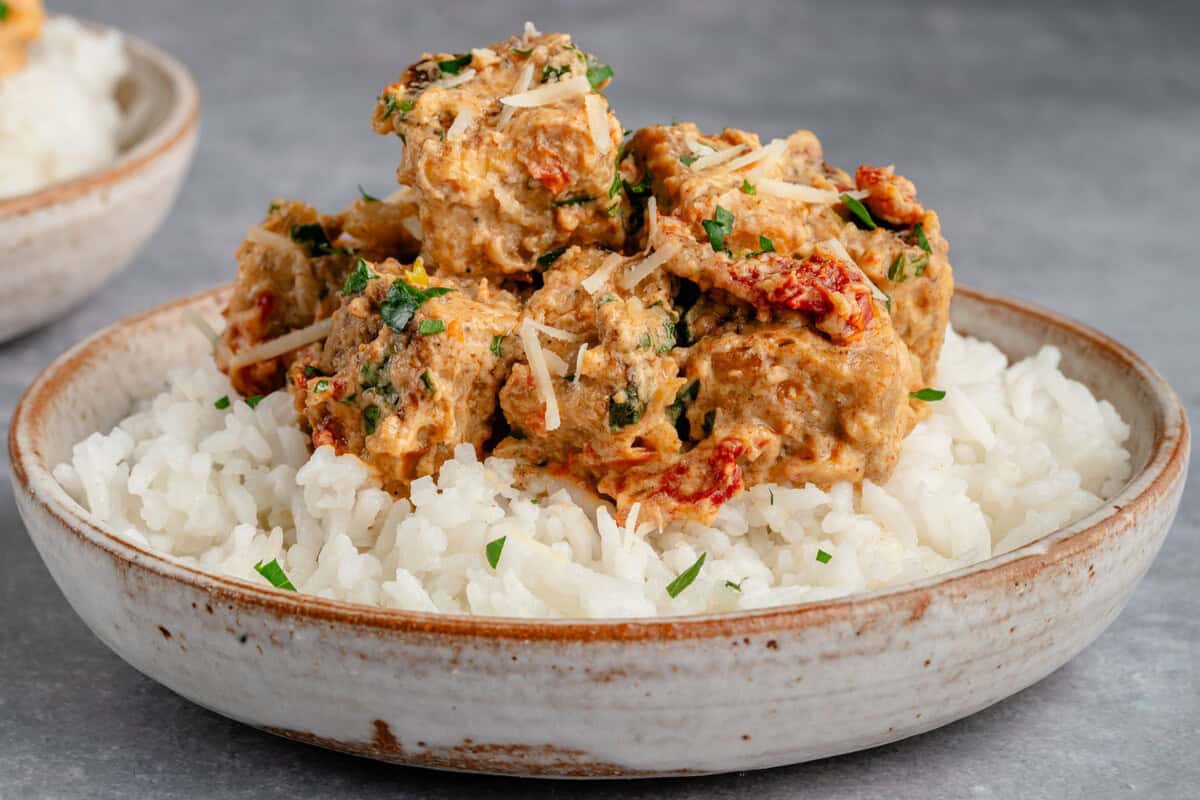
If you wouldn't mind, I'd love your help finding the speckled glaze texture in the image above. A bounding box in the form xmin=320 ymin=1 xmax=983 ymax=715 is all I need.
xmin=9 ymin=286 xmax=1188 ymax=778
xmin=0 ymin=19 xmax=199 ymax=342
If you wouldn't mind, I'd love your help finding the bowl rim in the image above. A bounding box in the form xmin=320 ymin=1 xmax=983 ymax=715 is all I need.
xmin=0 ymin=15 xmax=201 ymax=218
xmin=9 ymin=283 xmax=1190 ymax=642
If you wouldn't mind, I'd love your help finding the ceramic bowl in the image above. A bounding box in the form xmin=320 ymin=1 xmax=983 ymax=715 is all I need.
xmin=9 ymin=285 xmax=1189 ymax=778
xmin=0 ymin=18 xmax=199 ymax=342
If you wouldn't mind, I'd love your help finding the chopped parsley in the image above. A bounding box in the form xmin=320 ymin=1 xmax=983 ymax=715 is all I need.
xmin=304 ymin=365 xmax=321 ymax=378
xmin=609 ymin=384 xmax=645 ymax=429
xmin=702 ymin=409 xmax=717 ymax=438
xmin=511 ymin=47 xmax=533 ymax=57
xmin=597 ymin=293 xmax=617 ymax=306
xmin=363 ymin=405 xmax=382 ymax=435
xmin=623 ymin=171 xmax=652 ymax=196
xmin=486 ymin=536 xmax=506 ymax=569
xmin=419 ymin=369 xmax=436 ymax=396
xmin=586 ymin=62 xmax=614 ymax=89
xmin=360 ymin=358 xmax=393 ymax=397
xmin=666 ymin=552 xmax=706 ymax=598
xmin=910 ymin=388 xmax=947 ymax=402
xmin=381 ymin=95 xmax=410 ymax=122
xmin=702 ymin=206 xmax=735 ymax=253
xmin=341 ymin=258 xmax=376 ymax=295
xmin=816 ymin=549 xmax=833 ymax=564
xmin=418 ymin=319 xmax=446 ymax=335
xmin=290 ymin=223 xmax=346 ymax=256
xmin=268 ymin=201 xmax=281 ymax=213
xmin=841 ymin=194 xmax=877 ymax=230
xmin=666 ymin=380 xmax=699 ymax=425
xmin=913 ymin=222 xmax=932 ymax=253
xmin=380 ymin=280 xmax=454 ymax=332
xmin=314 ymin=379 xmax=330 ymax=393
xmin=679 ymin=154 xmax=699 ymax=166
xmin=245 ymin=395 xmax=263 ymax=409
xmin=254 ymin=559 xmax=297 ymax=591
xmin=437 ymin=53 xmax=473 ymax=75
xmin=0 ymin=3 xmax=9 ymax=22
xmin=553 ymin=194 xmax=594 ymax=207
xmin=537 ymin=247 xmax=567 ymax=266
xmin=490 ymin=334 xmax=505 ymax=358
xmin=541 ymin=63 xmax=570 ymax=83
xmin=358 ymin=185 xmax=379 ymax=202
xmin=608 ymin=169 xmax=623 ymax=198
xmin=888 ymin=252 xmax=908 ymax=282
xmin=607 ymin=201 xmax=620 ymax=216
xmin=214 ymin=396 xmax=231 ymax=410
xmin=725 ymin=578 xmax=745 ymax=592
xmin=638 ymin=333 xmax=653 ymax=350
xmin=740 ymin=179 xmax=757 ymax=195
xmin=746 ymin=235 xmax=775 ymax=258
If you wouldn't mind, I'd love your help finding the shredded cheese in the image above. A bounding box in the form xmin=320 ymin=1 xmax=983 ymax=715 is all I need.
xmin=746 ymin=138 xmax=788 ymax=180
xmin=228 ymin=318 xmax=334 ymax=371
xmin=542 ymin=348 xmax=569 ymax=377
xmin=501 ymin=74 xmax=591 ymax=107
xmin=581 ymin=252 xmax=624 ymax=295
xmin=471 ymin=47 xmax=500 ymax=67
xmin=519 ymin=317 xmax=561 ymax=431
xmin=497 ymin=62 xmax=534 ymax=128
xmin=401 ymin=216 xmax=422 ymax=240
xmin=819 ymin=238 xmax=890 ymax=306
xmin=687 ymin=140 xmax=718 ymax=156
xmin=619 ymin=240 xmax=681 ymax=290
xmin=756 ymin=180 xmax=870 ymax=204
xmin=645 ymin=196 xmax=658 ymax=253
xmin=687 ymin=143 xmax=750 ymax=171
xmin=446 ymin=108 xmax=473 ymax=140
xmin=523 ymin=21 xmax=541 ymax=38
xmin=244 ymin=225 xmax=303 ymax=257
xmin=385 ymin=186 xmax=417 ymax=204
xmin=434 ymin=68 xmax=476 ymax=89
xmin=527 ymin=319 xmax=580 ymax=342
xmin=584 ymin=94 xmax=610 ymax=154
xmin=727 ymin=137 xmax=785 ymax=172
xmin=185 ymin=308 xmax=220 ymax=345
xmin=574 ymin=343 xmax=588 ymax=379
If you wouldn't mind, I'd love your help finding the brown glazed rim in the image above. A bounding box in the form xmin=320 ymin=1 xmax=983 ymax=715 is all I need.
xmin=0 ymin=17 xmax=200 ymax=219
xmin=9 ymin=284 xmax=1190 ymax=642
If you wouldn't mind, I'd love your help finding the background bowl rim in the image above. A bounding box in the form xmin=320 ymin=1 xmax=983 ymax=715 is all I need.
xmin=0 ymin=15 xmax=201 ymax=219
xmin=9 ymin=283 xmax=1190 ymax=642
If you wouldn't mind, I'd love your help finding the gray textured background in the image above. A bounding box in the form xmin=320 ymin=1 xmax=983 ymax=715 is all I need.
xmin=2 ymin=1 xmax=1197 ymax=797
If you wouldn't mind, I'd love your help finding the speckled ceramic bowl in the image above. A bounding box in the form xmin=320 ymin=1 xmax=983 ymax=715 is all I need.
xmin=0 ymin=18 xmax=199 ymax=342
xmin=9 ymin=285 xmax=1189 ymax=778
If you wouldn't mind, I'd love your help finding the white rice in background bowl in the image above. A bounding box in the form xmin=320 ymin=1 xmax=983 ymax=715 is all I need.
xmin=53 ymin=327 xmax=1132 ymax=619
xmin=0 ymin=17 xmax=128 ymax=199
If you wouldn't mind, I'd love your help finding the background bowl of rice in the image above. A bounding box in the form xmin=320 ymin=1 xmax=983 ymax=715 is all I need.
xmin=0 ymin=17 xmax=199 ymax=342
xmin=8 ymin=284 xmax=1188 ymax=778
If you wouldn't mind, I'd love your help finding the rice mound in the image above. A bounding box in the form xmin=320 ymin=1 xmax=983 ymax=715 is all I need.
xmin=53 ymin=328 xmax=1132 ymax=618
xmin=0 ymin=18 xmax=128 ymax=199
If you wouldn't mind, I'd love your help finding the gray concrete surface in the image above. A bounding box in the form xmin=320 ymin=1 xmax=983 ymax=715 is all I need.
xmin=1 ymin=1 xmax=1196 ymax=797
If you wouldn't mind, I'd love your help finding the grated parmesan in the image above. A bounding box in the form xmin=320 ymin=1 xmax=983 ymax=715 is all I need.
xmin=584 ymin=94 xmax=610 ymax=154
xmin=244 ymin=225 xmax=304 ymax=257
xmin=520 ymin=317 xmax=561 ymax=431
xmin=497 ymin=62 xmax=534 ymax=128
xmin=581 ymin=253 xmax=624 ymax=294
xmin=228 ymin=318 xmax=334 ymax=371
xmin=385 ymin=186 xmax=417 ymax=204
xmin=446 ymin=108 xmax=474 ymax=141
xmin=574 ymin=343 xmax=588 ymax=380
xmin=434 ymin=68 xmax=476 ymax=89
xmin=645 ymin=196 xmax=658 ymax=253
xmin=619 ymin=240 xmax=681 ymax=290
xmin=686 ymin=143 xmax=750 ymax=171
xmin=501 ymin=74 xmax=591 ymax=108
xmin=819 ymin=238 xmax=890 ymax=306
xmin=523 ymin=21 xmax=541 ymax=38
xmin=527 ymin=319 xmax=580 ymax=341
xmin=746 ymin=138 xmax=788 ymax=180
xmin=542 ymin=348 xmax=569 ymax=377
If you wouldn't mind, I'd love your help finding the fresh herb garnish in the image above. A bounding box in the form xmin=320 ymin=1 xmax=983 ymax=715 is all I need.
xmin=725 ymin=578 xmax=744 ymax=592
xmin=537 ymin=247 xmax=567 ymax=266
xmin=596 ymin=293 xmax=617 ymax=306
xmin=0 ymin=3 xmax=10 ymax=22
xmin=746 ymin=235 xmax=775 ymax=258
xmin=419 ymin=369 xmax=436 ymax=396
xmin=418 ymin=319 xmax=446 ymax=335
xmin=841 ymin=194 xmax=877 ymax=230
xmin=666 ymin=380 xmax=699 ymax=425
xmin=363 ymin=405 xmax=382 ymax=434
xmin=512 ymin=47 xmax=533 ymax=57
xmin=490 ymin=334 xmax=505 ymax=358
xmin=888 ymin=252 xmax=908 ymax=283
xmin=358 ymin=185 xmax=379 ymax=202
xmin=304 ymin=365 xmax=321 ymax=378
xmin=909 ymin=388 xmax=946 ymax=402
xmin=679 ymin=154 xmax=699 ymax=166
xmin=638 ymin=332 xmax=653 ymax=350
xmin=553 ymin=195 xmax=594 ymax=207
xmin=268 ymin=202 xmax=281 ymax=213
xmin=657 ymin=319 xmax=676 ymax=353
xmin=666 ymin=552 xmax=706 ymax=598
xmin=486 ymin=536 xmax=506 ymax=568
xmin=586 ymin=62 xmax=614 ymax=89
xmin=341 ymin=258 xmax=376 ymax=295
xmin=607 ymin=201 xmax=620 ymax=216
xmin=438 ymin=53 xmax=472 ymax=75
xmin=816 ymin=549 xmax=833 ymax=564
xmin=623 ymin=172 xmax=652 ymax=196
xmin=254 ymin=559 xmax=296 ymax=591
xmin=701 ymin=206 xmax=735 ymax=253
xmin=740 ymin=179 xmax=757 ymax=195
xmin=381 ymin=95 xmax=411 ymax=122
xmin=380 ymin=280 xmax=454 ymax=332
xmin=541 ymin=63 xmax=570 ymax=83
xmin=245 ymin=396 xmax=263 ymax=409
xmin=314 ymin=379 xmax=330 ymax=393
xmin=608 ymin=169 xmax=623 ymax=198
xmin=913 ymin=222 xmax=932 ymax=253
xmin=702 ymin=409 xmax=716 ymax=437
xmin=609 ymin=384 xmax=645 ymax=429
xmin=214 ymin=396 xmax=231 ymax=410
xmin=290 ymin=223 xmax=346 ymax=256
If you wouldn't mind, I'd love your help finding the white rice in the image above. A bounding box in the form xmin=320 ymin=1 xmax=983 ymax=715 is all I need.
xmin=0 ymin=17 xmax=128 ymax=200
xmin=53 ymin=329 xmax=1132 ymax=618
